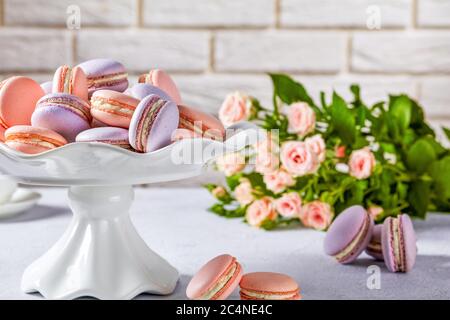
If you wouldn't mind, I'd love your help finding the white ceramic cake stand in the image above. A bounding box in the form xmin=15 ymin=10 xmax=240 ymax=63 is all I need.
xmin=0 ymin=123 xmax=261 ymax=300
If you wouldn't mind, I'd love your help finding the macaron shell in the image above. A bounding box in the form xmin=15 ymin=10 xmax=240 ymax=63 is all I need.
xmin=5 ymin=125 xmax=67 ymax=154
xmin=141 ymin=69 xmax=181 ymax=104
xmin=77 ymin=58 xmax=128 ymax=95
xmin=186 ymin=254 xmax=237 ymax=299
xmin=400 ymin=214 xmax=417 ymax=272
xmin=52 ymin=66 xmax=89 ymax=102
xmin=76 ymin=127 xmax=129 ymax=143
xmin=178 ymin=104 xmax=225 ymax=140
xmin=365 ymin=224 xmax=384 ymax=260
xmin=382 ymin=217 xmax=396 ymax=272
xmin=0 ymin=76 xmax=44 ymax=126
xmin=146 ymin=100 xmax=179 ymax=152
xmin=40 ymin=81 xmax=53 ymax=94
xmin=5 ymin=141 xmax=50 ymax=154
xmin=91 ymin=90 xmax=139 ymax=128
xmin=127 ymin=83 xmax=172 ymax=101
xmin=239 ymin=272 xmax=299 ymax=295
xmin=324 ymin=205 xmax=369 ymax=256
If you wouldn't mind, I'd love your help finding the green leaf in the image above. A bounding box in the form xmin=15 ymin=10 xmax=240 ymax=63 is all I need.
xmin=444 ymin=127 xmax=450 ymax=141
xmin=408 ymin=181 xmax=431 ymax=218
xmin=429 ymin=156 xmax=450 ymax=205
xmin=226 ymin=174 xmax=242 ymax=191
xmin=350 ymin=84 xmax=361 ymax=102
xmin=269 ymin=73 xmax=315 ymax=107
xmin=330 ymin=92 xmax=356 ymax=145
xmin=406 ymin=139 xmax=436 ymax=173
xmin=208 ymin=203 xmax=246 ymax=219
xmin=389 ymin=95 xmax=412 ymax=131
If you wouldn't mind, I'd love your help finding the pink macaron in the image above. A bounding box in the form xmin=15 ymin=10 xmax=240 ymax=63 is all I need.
xmin=76 ymin=127 xmax=133 ymax=151
xmin=5 ymin=125 xmax=67 ymax=154
xmin=90 ymin=90 xmax=140 ymax=129
xmin=129 ymin=94 xmax=179 ymax=153
xmin=186 ymin=254 xmax=243 ymax=300
xmin=239 ymin=272 xmax=301 ymax=300
xmin=138 ymin=69 xmax=181 ymax=104
xmin=52 ymin=65 xmax=89 ymax=102
xmin=381 ymin=214 xmax=417 ymax=273
xmin=32 ymin=93 xmax=92 ymax=142
xmin=177 ymin=104 xmax=225 ymax=141
xmin=0 ymin=76 xmax=44 ymax=140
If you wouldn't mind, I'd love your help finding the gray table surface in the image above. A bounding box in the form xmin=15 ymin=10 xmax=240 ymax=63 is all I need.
xmin=0 ymin=187 xmax=449 ymax=300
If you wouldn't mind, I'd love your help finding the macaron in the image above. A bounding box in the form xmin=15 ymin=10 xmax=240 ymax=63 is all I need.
xmin=129 ymin=94 xmax=179 ymax=153
xmin=186 ymin=254 xmax=242 ymax=300
xmin=40 ymin=81 xmax=53 ymax=94
xmin=171 ymin=128 xmax=201 ymax=142
xmin=239 ymin=272 xmax=301 ymax=300
xmin=382 ymin=214 xmax=417 ymax=273
xmin=90 ymin=90 xmax=140 ymax=129
xmin=76 ymin=127 xmax=133 ymax=151
xmin=5 ymin=125 xmax=67 ymax=154
xmin=178 ymin=104 xmax=225 ymax=141
xmin=77 ymin=58 xmax=128 ymax=96
xmin=324 ymin=205 xmax=374 ymax=264
xmin=32 ymin=93 xmax=91 ymax=142
xmin=0 ymin=76 xmax=44 ymax=140
xmin=125 ymin=83 xmax=172 ymax=101
xmin=138 ymin=69 xmax=181 ymax=104
xmin=365 ymin=224 xmax=384 ymax=260
xmin=52 ymin=65 xmax=88 ymax=102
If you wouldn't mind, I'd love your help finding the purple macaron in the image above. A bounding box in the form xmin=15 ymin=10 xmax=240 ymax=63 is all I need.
xmin=76 ymin=127 xmax=133 ymax=150
xmin=77 ymin=58 xmax=128 ymax=97
xmin=32 ymin=93 xmax=91 ymax=142
xmin=381 ymin=214 xmax=417 ymax=273
xmin=365 ymin=224 xmax=384 ymax=260
xmin=40 ymin=81 xmax=53 ymax=94
xmin=129 ymin=94 xmax=179 ymax=153
xmin=324 ymin=205 xmax=374 ymax=264
xmin=125 ymin=83 xmax=172 ymax=101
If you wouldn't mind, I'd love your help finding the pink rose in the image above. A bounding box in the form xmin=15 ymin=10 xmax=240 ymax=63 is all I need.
xmin=263 ymin=169 xmax=295 ymax=194
xmin=280 ymin=141 xmax=319 ymax=176
xmin=255 ymin=150 xmax=279 ymax=174
xmin=275 ymin=193 xmax=302 ymax=218
xmin=335 ymin=145 xmax=346 ymax=158
xmin=211 ymin=186 xmax=226 ymax=199
xmin=348 ymin=147 xmax=376 ymax=180
xmin=235 ymin=179 xmax=254 ymax=206
xmin=301 ymin=201 xmax=333 ymax=231
xmin=219 ymin=92 xmax=252 ymax=127
xmin=305 ymin=134 xmax=326 ymax=163
xmin=287 ymin=102 xmax=315 ymax=136
xmin=367 ymin=206 xmax=384 ymax=221
xmin=216 ymin=152 xmax=245 ymax=176
xmin=246 ymin=197 xmax=277 ymax=227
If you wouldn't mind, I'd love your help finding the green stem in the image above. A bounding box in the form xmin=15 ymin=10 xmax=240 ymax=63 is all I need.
xmin=272 ymin=91 xmax=280 ymax=120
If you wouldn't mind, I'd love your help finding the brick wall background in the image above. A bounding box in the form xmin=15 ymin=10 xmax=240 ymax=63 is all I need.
xmin=0 ymin=0 xmax=449 ymax=186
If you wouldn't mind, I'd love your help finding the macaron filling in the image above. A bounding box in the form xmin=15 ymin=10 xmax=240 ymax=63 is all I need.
xmin=367 ymin=242 xmax=382 ymax=254
xmin=333 ymin=213 xmax=371 ymax=262
xmin=91 ymin=96 xmax=136 ymax=117
xmin=179 ymin=115 xmax=222 ymax=140
xmin=87 ymin=72 xmax=128 ymax=89
xmin=199 ymin=262 xmax=239 ymax=300
xmin=135 ymin=97 xmax=166 ymax=152
xmin=390 ymin=217 xmax=406 ymax=272
xmin=6 ymin=133 xmax=65 ymax=150
xmin=38 ymin=96 xmax=91 ymax=122
xmin=58 ymin=66 xmax=73 ymax=93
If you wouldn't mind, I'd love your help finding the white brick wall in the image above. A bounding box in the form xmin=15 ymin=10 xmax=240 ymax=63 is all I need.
xmin=0 ymin=0 xmax=449 ymax=122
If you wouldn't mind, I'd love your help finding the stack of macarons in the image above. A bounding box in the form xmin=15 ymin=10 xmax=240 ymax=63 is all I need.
xmin=0 ymin=58 xmax=225 ymax=155
xmin=323 ymin=205 xmax=417 ymax=273
xmin=186 ymin=254 xmax=301 ymax=300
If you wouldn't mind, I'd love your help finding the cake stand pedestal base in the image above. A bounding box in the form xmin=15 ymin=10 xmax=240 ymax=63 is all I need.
xmin=21 ymin=186 xmax=179 ymax=300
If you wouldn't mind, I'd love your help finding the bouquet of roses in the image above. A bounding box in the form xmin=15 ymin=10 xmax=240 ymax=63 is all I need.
xmin=205 ymin=74 xmax=450 ymax=230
